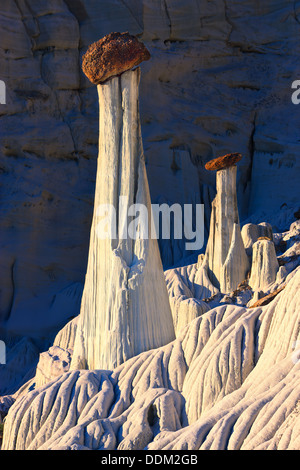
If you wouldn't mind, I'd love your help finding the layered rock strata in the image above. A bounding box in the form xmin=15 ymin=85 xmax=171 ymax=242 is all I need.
xmin=1 ymin=1 xmax=300 ymax=364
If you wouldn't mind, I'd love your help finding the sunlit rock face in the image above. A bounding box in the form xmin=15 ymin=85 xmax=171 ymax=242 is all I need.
xmin=249 ymin=239 xmax=279 ymax=292
xmin=2 ymin=267 xmax=300 ymax=450
xmin=0 ymin=1 xmax=299 ymax=390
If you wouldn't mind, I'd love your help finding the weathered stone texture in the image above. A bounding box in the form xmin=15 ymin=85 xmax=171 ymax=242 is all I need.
xmin=82 ymin=32 xmax=150 ymax=84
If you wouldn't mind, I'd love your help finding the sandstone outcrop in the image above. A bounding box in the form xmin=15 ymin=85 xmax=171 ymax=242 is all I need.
xmin=34 ymin=346 xmax=72 ymax=389
xmin=2 ymin=267 xmax=300 ymax=450
xmin=1 ymin=1 xmax=299 ymax=372
xmin=70 ymin=40 xmax=174 ymax=371
xmin=203 ymin=156 xmax=249 ymax=293
xmin=205 ymin=153 xmax=242 ymax=171
xmin=241 ymin=222 xmax=273 ymax=257
xmin=164 ymin=261 xmax=218 ymax=335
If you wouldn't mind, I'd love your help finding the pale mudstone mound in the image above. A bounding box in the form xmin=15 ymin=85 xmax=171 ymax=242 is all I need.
xmin=2 ymin=268 xmax=300 ymax=450
xmin=70 ymin=68 xmax=175 ymax=372
xmin=34 ymin=346 xmax=73 ymax=389
xmin=241 ymin=222 xmax=273 ymax=257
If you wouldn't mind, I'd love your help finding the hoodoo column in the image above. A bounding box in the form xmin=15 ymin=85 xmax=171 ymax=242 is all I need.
xmin=71 ymin=33 xmax=175 ymax=371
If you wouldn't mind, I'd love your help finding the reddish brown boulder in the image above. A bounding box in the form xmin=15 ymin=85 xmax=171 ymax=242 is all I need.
xmin=205 ymin=153 xmax=242 ymax=171
xmin=82 ymin=32 xmax=151 ymax=84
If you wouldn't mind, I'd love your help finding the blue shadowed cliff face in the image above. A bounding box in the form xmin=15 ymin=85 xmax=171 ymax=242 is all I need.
xmin=0 ymin=0 xmax=299 ymax=393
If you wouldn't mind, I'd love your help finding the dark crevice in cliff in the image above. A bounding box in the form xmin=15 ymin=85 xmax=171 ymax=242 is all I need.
xmin=118 ymin=0 xmax=144 ymax=33
xmin=293 ymin=0 xmax=300 ymax=25
xmin=223 ymin=0 xmax=234 ymax=44
xmin=245 ymin=112 xmax=257 ymax=215
xmin=5 ymin=260 xmax=16 ymax=323
xmin=163 ymin=0 xmax=172 ymax=39
xmin=248 ymin=112 xmax=257 ymax=179
xmin=14 ymin=0 xmax=39 ymax=54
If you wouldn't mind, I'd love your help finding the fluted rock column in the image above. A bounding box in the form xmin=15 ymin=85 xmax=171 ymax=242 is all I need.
xmin=204 ymin=153 xmax=249 ymax=293
xmin=71 ymin=34 xmax=175 ymax=371
xmin=249 ymin=239 xmax=279 ymax=291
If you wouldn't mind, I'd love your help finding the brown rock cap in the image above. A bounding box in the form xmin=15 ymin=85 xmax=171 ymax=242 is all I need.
xmin=257 ymin=236 xmax=272 ymax=241
xmin=82 ymin=32 xmax=151 ymax=84
xmin=205 ymin=153 xmax=242 ymax=171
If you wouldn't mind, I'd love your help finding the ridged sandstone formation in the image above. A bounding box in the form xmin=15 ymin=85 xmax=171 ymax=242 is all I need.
xmin=249 ymin=239 xmax=279 ymax=292
xmin=1 ymin=1 xmax=299 ymax=371
xmin=1 ymin=5 xmax=300 ymax=451
xmin=204 ymin=158 xmax=249 ymax=293
xmin=82 ymin=32 xmax=150 ymax=84
xmin=70 ymin=50 xmax=174 ymax=371
xmin=2 ymin=267 xmax=300 ymax=450
xmin=1 ymin=220 xmax=299 ymax=449
xmin=205 ymin=153 xmax=242 ymax=171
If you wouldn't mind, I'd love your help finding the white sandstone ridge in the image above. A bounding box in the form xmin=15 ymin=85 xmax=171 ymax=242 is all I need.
xmin=1 ymin=26 xmax=300 ymax=451
xmin=241 ymin=222 xmax=273 ymax=257
xmin=70 ymin=34 xmax=175 ymax=371
xmin=249 ymin=238 xmax=279 ymax=292
xmin=203 ymin=153 xmax=249 ymax=293
xmin=2 ymin=266 xmax=300 ymax=450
